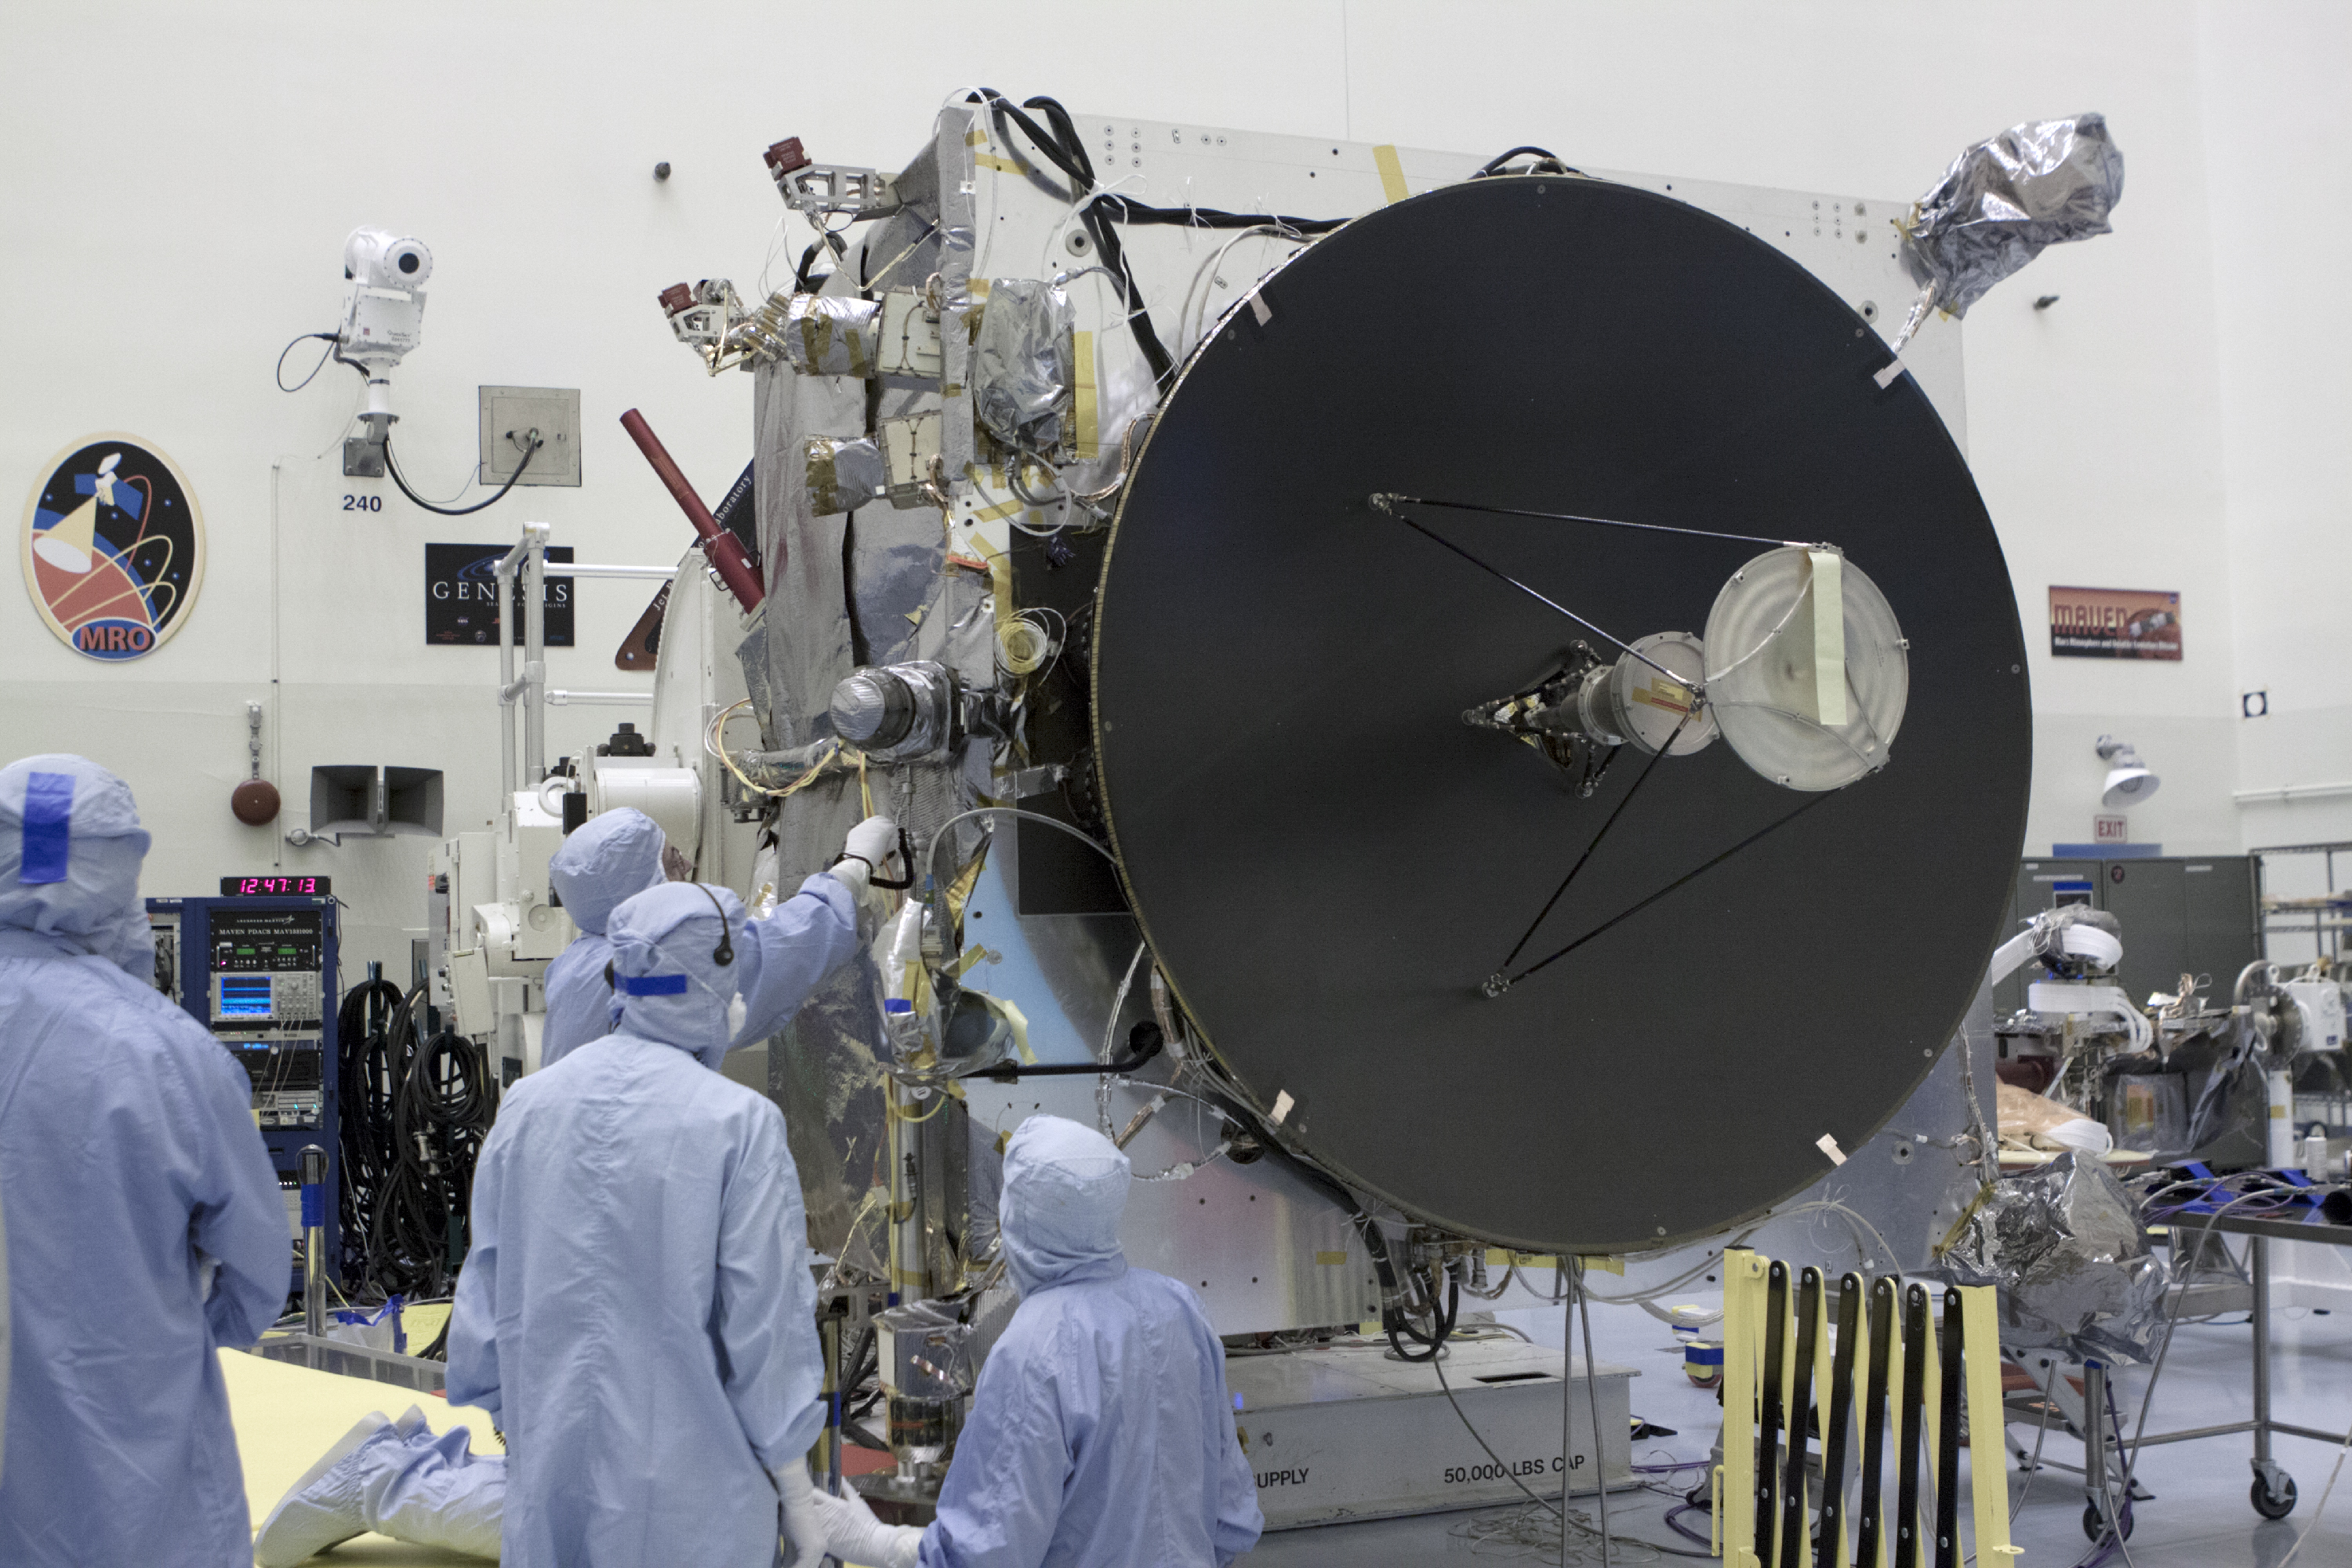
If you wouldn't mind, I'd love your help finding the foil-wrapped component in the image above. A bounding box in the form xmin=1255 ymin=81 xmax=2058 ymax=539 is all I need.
xmin=762 ymin=292 xmax=880 ymax=376
xmin=971 ymin=278 xmax=1075 ymax=452
xmin=933 ymin=105 xmax=980 ymax=493
xmin=804 ymin=434 xmax=887 ymax=516
xmin=1899 ymin=112 xmax=2125 ymax=321
xmin=1945 ymin=1152 xmax=2168 ymax=1362
xmin=877 ymin=1297 xmax=975 ymax=1400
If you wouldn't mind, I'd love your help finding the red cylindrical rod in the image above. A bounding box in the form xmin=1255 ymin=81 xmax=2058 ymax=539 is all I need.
xmin=619 ymin=407 xmax=766 ymax=613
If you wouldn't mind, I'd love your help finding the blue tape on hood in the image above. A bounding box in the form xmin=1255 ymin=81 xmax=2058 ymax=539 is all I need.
xmin=19 ymin=771 xmax=74 ymax=884
xmin=606 ymin=881 xmax=747 ymax=1059
xmin=0 ymin=754 xmax=156 ymax=978
xmin=618 ymin=973 xmax=688 ymax=996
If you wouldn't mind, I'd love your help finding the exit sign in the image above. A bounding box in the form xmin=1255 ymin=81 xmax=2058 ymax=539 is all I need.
xmin=2094 ymin=814 xmax=2129 ymax=844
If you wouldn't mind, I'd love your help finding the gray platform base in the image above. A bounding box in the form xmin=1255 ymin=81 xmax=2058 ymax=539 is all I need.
xmin=1225 ymin=1337 xmax=1635 ymax=1530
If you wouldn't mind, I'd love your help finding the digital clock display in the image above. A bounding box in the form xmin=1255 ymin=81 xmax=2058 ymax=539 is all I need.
xmin=219 ymin=876 xmax=331 ymax=897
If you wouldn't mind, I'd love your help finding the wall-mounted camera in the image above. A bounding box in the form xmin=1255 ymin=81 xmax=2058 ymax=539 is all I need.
xmin=334 ymin=227 xmax=433 ymax=475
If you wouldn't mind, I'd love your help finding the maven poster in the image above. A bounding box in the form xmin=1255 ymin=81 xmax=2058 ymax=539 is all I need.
xmin=2049 ymin=586 xmax=2181 ymax=660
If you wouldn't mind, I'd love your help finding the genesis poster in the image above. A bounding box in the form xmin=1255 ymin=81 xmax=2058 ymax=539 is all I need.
xmin=426 ymin=543 xmax=574 ymax=645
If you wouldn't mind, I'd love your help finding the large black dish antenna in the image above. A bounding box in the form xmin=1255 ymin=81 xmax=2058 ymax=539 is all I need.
xmin=1091 ymin=176 xmax=2030 ymax=1253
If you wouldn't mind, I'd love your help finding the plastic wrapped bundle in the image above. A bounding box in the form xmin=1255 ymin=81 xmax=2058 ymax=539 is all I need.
xmin=1891 ymin=113 xmax=2124 ymax=349
xmin=1945 ymin=1152 xmax=2168 ymax=1362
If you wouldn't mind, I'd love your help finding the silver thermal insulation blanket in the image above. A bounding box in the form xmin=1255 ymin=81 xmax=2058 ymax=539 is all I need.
xmin=750 ymin=332 xmax=992 ymax=1255
xmin=971 ymin=278 xmax=1075 ymax=451
xmin=1946 ymin=1152 xmax=2169 ymax=1362
xmin=779 ymin=294 xmax=880 ymax=377
xmin=1900 ymin=112 xmax=2125 ymax=318
xmin=804 ymin=435 xmax=887 ymax=517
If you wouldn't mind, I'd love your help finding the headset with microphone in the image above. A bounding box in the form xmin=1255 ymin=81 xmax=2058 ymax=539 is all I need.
xmin=605 ymin=883 xmax=737 ymax=988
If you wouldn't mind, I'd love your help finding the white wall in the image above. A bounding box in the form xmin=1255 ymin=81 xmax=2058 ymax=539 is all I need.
xmin=0 ymin=0 xmax=2296 ymax=982
xmin=2198 ymin=2 xmax=2352 ymax=856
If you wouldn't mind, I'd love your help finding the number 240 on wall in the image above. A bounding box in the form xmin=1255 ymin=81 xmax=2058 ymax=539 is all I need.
xmin=342 ymin=494 xmax=382 ymax=512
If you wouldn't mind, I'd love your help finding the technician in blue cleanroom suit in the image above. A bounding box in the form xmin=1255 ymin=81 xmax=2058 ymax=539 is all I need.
xmin=0 ymin=754 xmax=289 ymax=1567
xmin=0 ymin=1171 xmax=9 ymax=1486
xmin=815 ymin=1114 xmax=1265 ymax=1568
xmin=536 ymin=805 xmax=666 ymax=1068
xmin=541 ymin=808 xmax=901 ymax=1069
xmin=252 ymin=833 xmax=883 ymax=1568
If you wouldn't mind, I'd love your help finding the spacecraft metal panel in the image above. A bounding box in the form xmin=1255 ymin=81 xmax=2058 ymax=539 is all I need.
xmin=1046 ymin=117 xmax=1965 ymax=451
xmin=954 ymin=857 xmax=1383 ymax=1336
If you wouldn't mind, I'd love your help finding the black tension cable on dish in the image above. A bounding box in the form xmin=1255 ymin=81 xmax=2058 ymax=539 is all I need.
xmin=1374 ymin=492 xmax=1806 ymax=550
xmin=1494 ymin=709 xmax=1693 ymax=975
xmin=1492 ymin=789 xmax=1837 ymax=993
xmin=1374 ymin=499 xmax=1684 ymax=683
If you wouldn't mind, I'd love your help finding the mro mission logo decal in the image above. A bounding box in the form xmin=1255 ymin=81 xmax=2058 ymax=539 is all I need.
xmin=20 ymin=434 xmax=205 ymax=660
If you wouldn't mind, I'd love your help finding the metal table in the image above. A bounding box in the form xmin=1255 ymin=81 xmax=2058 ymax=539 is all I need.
xmin=2132 ymin=1211 xmax=2352 ymax=1518
xmin=248 ymin=1331 xmax=448 ymax=1393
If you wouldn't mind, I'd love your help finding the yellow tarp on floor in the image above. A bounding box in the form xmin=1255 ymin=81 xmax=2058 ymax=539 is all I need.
xmin=222 ymin=1345 xmax=503 ymax=1565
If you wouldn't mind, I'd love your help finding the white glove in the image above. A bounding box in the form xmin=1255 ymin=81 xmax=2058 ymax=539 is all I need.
xmin=811 ymin=1483 xmax=925 ymax=1568
xmin=837 ymin=815 xmax=900 ymax=879
xmin=774 ymin=1463 xmax=828 ymax=1568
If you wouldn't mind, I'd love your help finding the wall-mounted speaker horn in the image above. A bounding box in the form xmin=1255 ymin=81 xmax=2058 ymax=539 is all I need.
xmin=310 ymin=765 xmax=445 ymax=838
xmin=383 ymin=767 xmax=444 ymax=837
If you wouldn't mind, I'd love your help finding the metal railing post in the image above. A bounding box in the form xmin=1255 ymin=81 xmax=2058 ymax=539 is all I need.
xmin=300 ymin=1143 xmax=328 ymax=1347
xmin=524 ymin=521 xmax=550 ymax=786
xmin=2252 ymin=1234 xmax=2273 ymax=1468
xmin=492 ymin=528 xmax=541 ymax=800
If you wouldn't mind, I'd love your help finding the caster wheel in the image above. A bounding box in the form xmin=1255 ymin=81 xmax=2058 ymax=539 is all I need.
xmin=2252 ymin=1474 xmax=2298 ymax=1520
xmin=2082 ymin=1504 xmax=2134 ymax=1541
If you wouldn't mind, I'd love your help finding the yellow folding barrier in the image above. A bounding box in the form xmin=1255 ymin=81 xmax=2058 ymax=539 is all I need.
xmin=1714 ymin=1249 xmax=2016 ymax=1566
